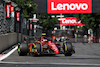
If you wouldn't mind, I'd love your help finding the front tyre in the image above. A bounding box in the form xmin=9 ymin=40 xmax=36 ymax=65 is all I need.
xmin=18 ymin=43 xmax=28 ymax=56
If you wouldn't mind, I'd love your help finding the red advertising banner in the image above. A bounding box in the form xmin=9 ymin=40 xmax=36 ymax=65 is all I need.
xmin=11 ymin=6 xmax=14 ymax=17
xmin=60 ymin=17 xmax=85 ymax=26
xmin=48 ymin=0 xmax=92 ymax=14
xmin=30 ymin=23 xmax=32 ymax=30
xmin=6 ymin=4 xmax=11 ymax=18
xmin=16 ymin=12 xmax=20 ymax=22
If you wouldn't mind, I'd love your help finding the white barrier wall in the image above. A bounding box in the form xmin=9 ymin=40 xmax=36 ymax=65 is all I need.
xmin=0 ymin=33 xmax=25 ymax=53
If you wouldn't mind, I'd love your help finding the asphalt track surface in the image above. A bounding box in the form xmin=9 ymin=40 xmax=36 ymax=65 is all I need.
xmin=0 ymin=43 xmax=100 ymax=67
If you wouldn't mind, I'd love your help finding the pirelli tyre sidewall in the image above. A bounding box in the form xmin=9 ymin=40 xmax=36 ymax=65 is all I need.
xmin=32 ymin=43 xmax=43 ymax=56
xmin=18 ymin=43 xmax=28 ymax=56
xmin=63 ymin=42 xmax=73 ymax=56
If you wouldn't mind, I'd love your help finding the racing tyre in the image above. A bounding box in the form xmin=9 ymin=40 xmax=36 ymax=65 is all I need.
xmin=32 ymin=43 xmax=43 ymax=56
xmin=18 ymin=43 xmax=28 ymax=56
xmin=63 ymin=42 xmax=73 ymax=56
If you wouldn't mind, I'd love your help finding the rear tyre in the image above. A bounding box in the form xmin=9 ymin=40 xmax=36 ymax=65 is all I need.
xmin=63 ymin=42 xmax=73 ymax=56
xmin=18 ymin=43 xmax=28 ymax=56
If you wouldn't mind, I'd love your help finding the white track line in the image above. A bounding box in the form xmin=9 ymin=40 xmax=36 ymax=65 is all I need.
xmin=0 ymin=62 xmax=100 ymax=66
xmin=52 ymin=63 xmax=100 ymax=66
xmin=0 ymin=46 xmax=18 ymax=61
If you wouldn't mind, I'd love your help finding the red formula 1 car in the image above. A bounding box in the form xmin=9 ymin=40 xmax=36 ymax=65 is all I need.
xmin=18 ymin=36 xmax=75 ymax=56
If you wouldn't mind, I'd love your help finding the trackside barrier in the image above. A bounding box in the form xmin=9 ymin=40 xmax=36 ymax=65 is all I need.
xmin=92 ymin=37 xmax=100 ymax=43
xmin=0 ymin=33 xmax=27 ymax=53
xmin=99 ymin=37 xmax=100 ymax=43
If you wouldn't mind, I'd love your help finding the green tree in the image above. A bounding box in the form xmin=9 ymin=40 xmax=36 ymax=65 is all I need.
xmin=37 ymin=14 xmax=58 ymax=31
xmin=79 ymin=13 xmax=100 ymax=38
xmin=12 ymin=0 xmax=37 ymax=18
xmin=80 ymin=13 xmax=100 ymax=32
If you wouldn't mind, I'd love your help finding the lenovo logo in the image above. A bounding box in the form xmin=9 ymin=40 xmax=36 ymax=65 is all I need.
xmin=61 ymin=18 xmax=76 ymax=24
xmin=51 ymin=2 xmax=88 ymax=11
xmin=48 ymin=0 xmax=92 ymax=14
xmin=60 ymin=17 xmax=77 ymax=25
xmin=60 ymin=17 xmax=85 ymax=26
